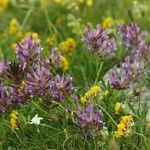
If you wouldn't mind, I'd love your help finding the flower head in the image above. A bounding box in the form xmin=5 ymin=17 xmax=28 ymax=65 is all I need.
xmin=76 ymin=103 xmax=103 ymax=136
xmin=61 ymin=56 xmax=69 ymax=71
xmin=115 ymin=102 xmax=121 ymax=115
xmin=119 ymin=22 xmax=147 ymax=51
xmin=114 ymin=115 xmax=133 ymax=138
xmin=83 ymin=24 xmax=116 ymax=58
xmin=0 ymin=83 xmax=12 ymax=112
xmin=102 ymin=17 xmax=113 ymax=29
xmin=41 ymin=49 xmax=61 ymax=69
xmin=51 ymin=75 xmax=74 ymax=101
xmin=59 ymin=38 xmax=76 ymax=54
xmin=0 ymin=60 xmax=10 ymax=78
xmin=16 ymin=36 xmax=42 ymax=70
xmin=31 ymin=114 xmax=43 ymax=125
xmin=9 ymin=18 xmax=19 ymax=35
xmin=26 ymin=66 xmax=52 ymax=97
xmin=10 ymin=110 xmax=19 ymax=130
xmin=0 ymin=0 xmax=10 ymax=12
xmin=81 ymin=85 xmax=102 ymax=104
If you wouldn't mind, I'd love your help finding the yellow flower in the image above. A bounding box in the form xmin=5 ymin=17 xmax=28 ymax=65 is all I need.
xmin=114 ymin=102 xmax=121 ymax=115
xmin=40 ymin=0 xmax=46 ymax=8
xmin=11 ymin=43 xmax=17 ymax=52
xmin=54 ymin=0 xmax=64 ymax=4
xmin=80 ymin=85 xmax=101 ymax=104
xmin=80 ymin=96 xmax=87 ymax=104
xmin=0 ymin=0 xmax=9 ymax=12
xmin=86 ymin=0 xmax=93 ymax=6
xmin=102 ymin=17 xmax=113 ymax=29
xmin=26 ymin=32 xmax=39 ymax=39
xmin=114 ymin=115 xmax=133 ymax=138
xmin=61 ymin=56 xmax=69 ymax=71
xmin=114 ymin=129 xmax=124 ymax=138
xmin=117 ymin=123 xmax=126 ymax=131
xmin=46 ymin=35 xmax=56 ymax=46
xmin=59 ymin=38 xmax=76 ymax=54
xmin=9 ymin=18 xmax=19 ymax=35
xmin=121 ymin=115 xmax=133 ymax=126
xmin=10 ymin=110 xmax=19 ymax=130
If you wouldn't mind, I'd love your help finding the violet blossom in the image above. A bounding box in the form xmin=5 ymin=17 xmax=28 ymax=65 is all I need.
xmin=75 ymin=103 xmax=103 ymax=137
xmin=16 ymin=35 xmax=42 ymax=70
xmin=119 ymin=22 xmax=147 ymax=51
xmin=110 ymin=52 xmax=143 ymax=90
xmin=51 ymin=75 xmax=74 ymax=101
xmin=83 ymin=24 xmax=116 ymax=58
xmin=0 ymin=83 xmax=12 ymax=113
xmin=26 ymin=66 xmax=52 ymax=97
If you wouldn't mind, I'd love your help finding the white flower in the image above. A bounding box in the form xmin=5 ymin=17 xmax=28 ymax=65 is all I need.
xmin=31 ymin=114 xmax=43 ymax=125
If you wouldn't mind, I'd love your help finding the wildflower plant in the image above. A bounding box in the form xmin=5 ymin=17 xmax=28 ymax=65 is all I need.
xmin=0 ymin=35 xmax=74 ymax=112
xmin=1 ymin=1 xmax=150 ymax=149
xmin=83 ymin=24 xmax=116 ymax=58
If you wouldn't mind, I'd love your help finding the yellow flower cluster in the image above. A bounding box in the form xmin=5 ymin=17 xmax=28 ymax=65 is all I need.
xmin=81 ymin=85 xmax=101 ymax=104
xmin=114 ymin=102 xmax=121 ymax=115
xmin=59 ymin=38 xmax=76 ymax=54
xmin=86 ymin=0 xmax=93 ymax=6
xmin=54 ymin=0 xmax=64 ymax=3
xmin=102 ymin=17 xmax=113 ymax=29
xmin=61 ymin=56 xmax=69 ymax=71
xmin=10 ymin=111 xmax=19 ymax=130
xmin=9 ymin=18 xmax=19 ymax=35
xmin=54 ymin=0 xmax=93 ymax=6
xmin=114 ymin=115 xmax=133 ymax=138
xmin=40 ymin=0 xmax=46 ymax=8
xmin=0 ymin=0 xmax=9 ymax=12
xmin=26 ymin=32 xmax=39 ymax=41
xmin=46 ymin=35 xmax=56 ymax=46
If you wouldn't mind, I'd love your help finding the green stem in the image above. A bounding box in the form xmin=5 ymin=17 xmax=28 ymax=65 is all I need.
xmin=132 ymin=132 xmax=150 ymax=141
xmin=94 ymin=61 xmax=103 ymax=84
xmin=31 ymin=101 xmax=50 ymax=117
xmin=20 ymin=7 xmax=34 ymax=31
xmin=95 ymin=103 xmax=117 ymax=126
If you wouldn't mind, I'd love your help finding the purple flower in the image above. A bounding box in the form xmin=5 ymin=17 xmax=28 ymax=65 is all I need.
xmin=119 ymin=22 xmax=147 ymax=51
xmin=0 ymin=83 xmax=12 ymax=112
xmin=16 ymin=36 xmax=42 ymax=70
xmin=26 ymin=66 xmax=52 ymax=97
xmin=75 ymin=103 xmax=103 ymax=136
xmin=110 ymin=67 xmax=132 ymax=90
xmin=0 ymin=60 xmax=10 ymax=78
xmin=110 ymin=53 xmax=142 ymax=90
xmin=83 ymin=24 xmax=116 ymax=58
xmin=41 ymin=48 xmax=61 ymax=69
xmin=10 ymin=82 xmax=32 ymax=104
xmin=51 ymin=75 xmax=74 ymax=101
xmin=139 ymin=43 xmax=150 ymax=62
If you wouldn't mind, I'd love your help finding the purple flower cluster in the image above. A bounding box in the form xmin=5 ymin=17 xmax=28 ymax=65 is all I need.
xmin=0 ymin=83 xmax=12 ymax=112
xmin=110 ymin=51 xmax=144 ymax=90
xmin=110 ymin=22 xmax=149 ymax=89
xmin=83 ymin=24 xmax=116 ymax=58
xmin=41 ymin=48 xmax=61 ymax=69
xmin=16 ymin=36 xmax=42 ymax=70
xmin=75 ymin=103 xmax=103 ymax=136
xmin=0 ymin=35 xmax=74 ymax=112
xmin=119 ymin=22 xmax=147 ymax=51
xmin=0 ymin=60 xmax=10 ymax=78
xmin=51 ymin=75 xmax=74 ymax=100
xmin=26 ymin=66 xmax=52 ymax=97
